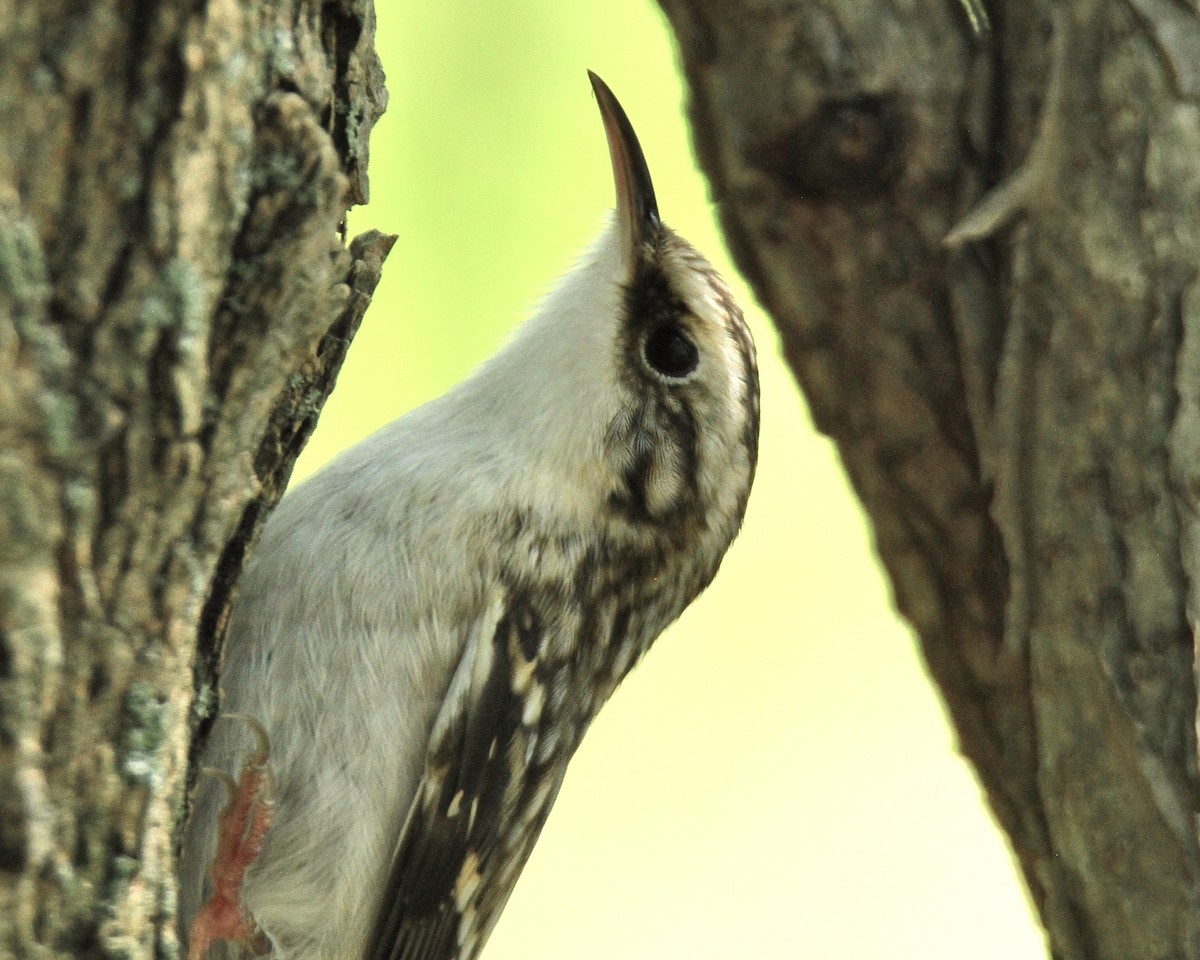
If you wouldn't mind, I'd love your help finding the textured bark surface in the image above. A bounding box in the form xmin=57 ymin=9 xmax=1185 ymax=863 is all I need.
xmin=658 ymin=0 xmax=1200 ymax=956
xmin=0 ymin=1 xmax=391 ymax=954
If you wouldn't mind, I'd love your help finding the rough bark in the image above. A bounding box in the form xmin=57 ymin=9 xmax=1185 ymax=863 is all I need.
xmin=657 ymin=0 xmax=1200 ymax=956
xmin=0 ymin=1 xmax=391 ymax=955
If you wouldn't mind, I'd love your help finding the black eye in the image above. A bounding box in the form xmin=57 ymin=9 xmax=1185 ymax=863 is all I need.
xmin=643 ymin=324 xmax=699 ymax=379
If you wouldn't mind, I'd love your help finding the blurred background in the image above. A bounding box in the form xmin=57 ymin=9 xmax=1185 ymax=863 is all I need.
xmin=294 ymin=1 xmax=1046 ymax=957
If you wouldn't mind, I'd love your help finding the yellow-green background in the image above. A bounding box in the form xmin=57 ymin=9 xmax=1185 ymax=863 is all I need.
xmin=294 ymin=2 xmax=1045 ymax=956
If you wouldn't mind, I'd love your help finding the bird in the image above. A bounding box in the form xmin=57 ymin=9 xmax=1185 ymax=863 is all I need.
xmin=178 ymin=71 xmax=760 ymax=960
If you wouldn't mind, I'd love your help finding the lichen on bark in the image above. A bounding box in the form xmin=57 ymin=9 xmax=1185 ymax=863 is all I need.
xmin=0 ymin=1 xmax=392 ymax=954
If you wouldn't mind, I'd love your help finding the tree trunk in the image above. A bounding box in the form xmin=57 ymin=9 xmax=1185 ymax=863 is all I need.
xmin=0 ymin=1 xmax=390 ymax=954
xmin=657 ymin=0 xmax=1200 ymax=956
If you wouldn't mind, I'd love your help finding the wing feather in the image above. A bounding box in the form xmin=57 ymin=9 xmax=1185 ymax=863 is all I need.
xmin=367 ymin=591 xmax=571 ymax=960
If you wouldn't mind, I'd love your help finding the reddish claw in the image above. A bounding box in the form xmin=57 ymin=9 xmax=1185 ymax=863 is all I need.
xmin=187 ymin=714 xmax=275 ymax=960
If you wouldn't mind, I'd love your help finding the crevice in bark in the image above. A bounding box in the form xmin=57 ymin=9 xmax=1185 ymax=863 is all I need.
xmin=0 ymin=1 xmax=390 ymax=952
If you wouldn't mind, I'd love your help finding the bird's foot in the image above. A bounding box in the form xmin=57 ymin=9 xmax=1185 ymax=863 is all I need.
xmin=187 ymin=714 xmax=275 ymax=960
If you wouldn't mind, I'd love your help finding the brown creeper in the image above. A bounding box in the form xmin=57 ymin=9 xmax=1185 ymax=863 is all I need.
xmin=178 ymin=72 xmax=759 ymax=960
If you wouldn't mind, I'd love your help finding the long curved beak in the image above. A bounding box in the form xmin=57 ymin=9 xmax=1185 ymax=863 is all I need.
xmin=588 ymin=71 xmax=660 ymax=268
